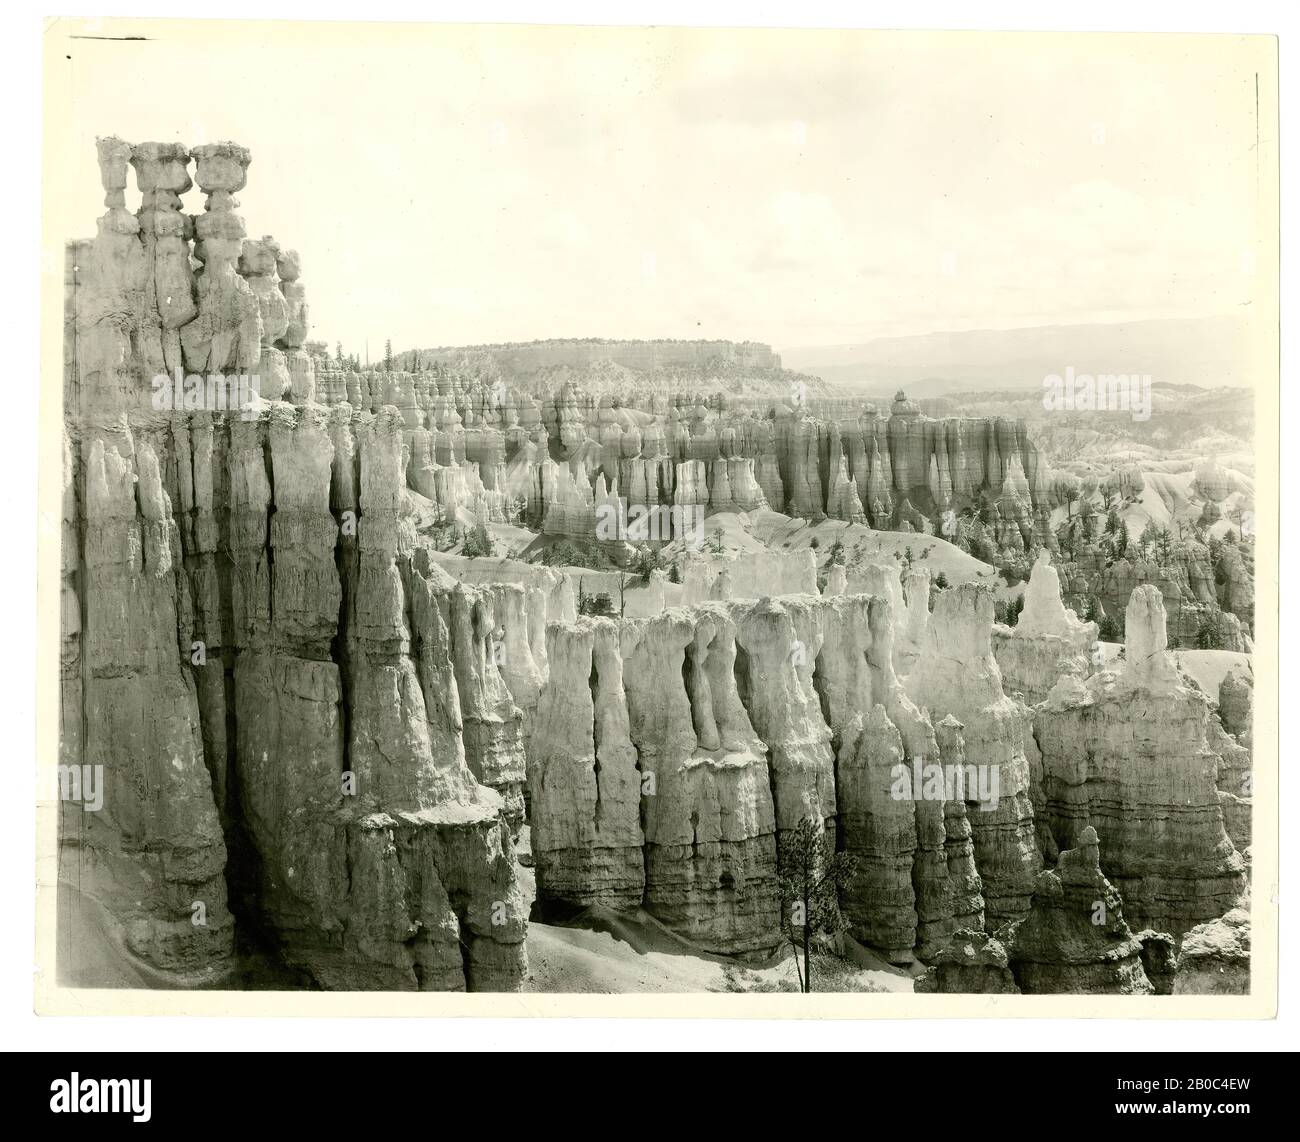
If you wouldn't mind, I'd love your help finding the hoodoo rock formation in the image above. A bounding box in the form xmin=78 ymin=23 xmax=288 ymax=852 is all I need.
xmin=529 ymin=591 xmax=1006 ymax=962
xmin=298 ymin=358 xmax=1060 ymax=562
xmin=992 ymin=549 xmax=1097 ymax=705
xmin=906 ymin=584 xmax=1042 ymax=927
xmin=63 ymin=140 xmax=528 ymax=990
xmin=1033 ymin=587 xmax=1248 ymax=937
xmin=1008 ymin=828 xmax=1155 ymax=995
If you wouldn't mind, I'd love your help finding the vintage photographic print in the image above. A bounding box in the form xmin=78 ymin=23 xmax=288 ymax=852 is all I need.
xmin=36 ymin=17 xmax=1277 ymax=1014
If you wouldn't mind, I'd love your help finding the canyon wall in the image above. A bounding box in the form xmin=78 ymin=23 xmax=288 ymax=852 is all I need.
xmin=530 ymin=589 xmax=1022 ymax=963
xmin=528 ymin=567 xmax=1252 ymax=986
xmin=304 ymin=369 xmax=1056 ymax=563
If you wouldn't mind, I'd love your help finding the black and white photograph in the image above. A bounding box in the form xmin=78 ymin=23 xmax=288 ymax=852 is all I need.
xmin=37 ymin=16 xmax=1279 ymax=1009
xmin=12 ymin=10 xmax=1290 ymax=1092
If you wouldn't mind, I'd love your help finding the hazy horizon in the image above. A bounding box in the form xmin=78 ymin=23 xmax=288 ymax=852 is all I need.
xmin=51 ymin=21 xmax=1271 ymax=359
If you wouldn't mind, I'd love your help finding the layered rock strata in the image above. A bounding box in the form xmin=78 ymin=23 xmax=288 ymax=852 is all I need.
xmin=1008 ymin=828 xmax=1154 ymax=994
xmin=63 ymin=140 xmax=528 ymax=990
xmin=1033 ymin=586 xmax=1247 ymax=937
xmin=905 ymin=584 xmax=1042 ymax=927
xmin=530 ymin=591 xmax=994 ymax=961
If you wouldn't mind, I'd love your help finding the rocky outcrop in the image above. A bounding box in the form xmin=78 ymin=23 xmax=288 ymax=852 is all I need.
xmin=1057 ymin=546 xmax=1254 ymax=649
xmin=1212 ymin=665 xmax=1254 ymax=850
xmin=915 ymin=929 xmax=1019 ymax=994
xmin=311 ymin=366 xmax=1059 ymax=548
xmin=1008 ymin=828 xmax=1154 ymax=994
xmin=61 ymin=140 xmax=234 ymax=986
xmin=627 ymin=607 xmax=779 ymax=951
xmin=1034 ymin=586 xmax=1247 ymax=937
xmin=1172 ymin=894 xmax=1251 ymax=995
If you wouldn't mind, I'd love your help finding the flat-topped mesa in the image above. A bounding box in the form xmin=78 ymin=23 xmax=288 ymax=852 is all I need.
xmin=1007 ymin=827 xmax=1156 ymax=994
xmin=1034 ymin=586 xmax=1247 ymax=938
xmin=992 ymin=549 xmax=1097 ymax=706
xmin=905 ymin=582 xmax=1042 ymax=928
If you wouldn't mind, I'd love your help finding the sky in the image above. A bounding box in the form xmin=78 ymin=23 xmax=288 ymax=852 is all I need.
xmin=47 ymin=20 xmax=1275 ymax=359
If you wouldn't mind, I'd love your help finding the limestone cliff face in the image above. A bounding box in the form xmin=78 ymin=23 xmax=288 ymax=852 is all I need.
xmin=313 ymin=367 xmax=1059 ymax=553
xmin=530 ymin=607 xmax=780 ymax=952
xmin=63 ymin=140 xmax=528 ymax=990
xmin=1033 ymin=586 xmax=1246 ymax=937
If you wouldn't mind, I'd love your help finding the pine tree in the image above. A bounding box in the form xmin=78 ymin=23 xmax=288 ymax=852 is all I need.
xmin=777 ymin=818 xmax=857 ymax=993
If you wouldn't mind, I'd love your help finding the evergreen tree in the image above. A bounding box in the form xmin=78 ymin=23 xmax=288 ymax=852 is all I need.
xmin=777 ymin=818 xmax=858 ymax=994
xmin=1196 ymin=615 xmax=1219 ymax=649
xmin=462 ymin=521 xmax=494 ymax=558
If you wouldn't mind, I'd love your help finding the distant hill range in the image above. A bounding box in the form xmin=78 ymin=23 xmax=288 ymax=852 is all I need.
xmin=782 ymin=315 xmax=1259 ymax=397
xmin=393 ymin=338 xmax=782 ymax=375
